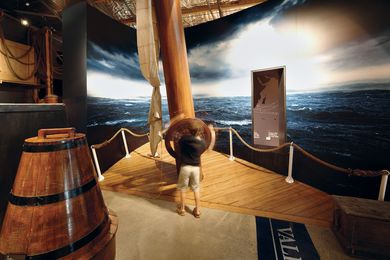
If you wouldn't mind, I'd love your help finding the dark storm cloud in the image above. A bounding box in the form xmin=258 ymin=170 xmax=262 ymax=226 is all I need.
xmin=185 ymin=0 xmax=307 ymax=83
xmin=188 ymin=41 xmax=234 ymax=83
xmin=185 ymin=0 xmax=291 ymax=48
xmin=326 ymin=33 xmax=390 ymax=71
xmin=275 ymin=0 xmax=390 ymax=51
xmin=189 ymin=63 xmax=231 ymax=83
xmin=287 ymin=0 xmax=390 ymax=34
xmin=87 ymin=41 xmax=144 ymax=81
xmin=268 ymin=0 xmax=307 ymax=24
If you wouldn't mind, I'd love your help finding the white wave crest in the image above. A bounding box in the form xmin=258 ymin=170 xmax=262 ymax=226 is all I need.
xmin=215 ymin=119 xmax=251 ymax=126
xmin=104 ymin=119 xmax=140 ymax=125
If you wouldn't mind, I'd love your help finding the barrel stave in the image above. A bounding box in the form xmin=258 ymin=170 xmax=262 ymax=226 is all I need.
xmin=0 ymin=204 xmax=33 ymax=254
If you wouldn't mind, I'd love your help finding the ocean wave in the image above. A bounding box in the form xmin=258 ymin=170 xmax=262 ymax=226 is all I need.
xmin=87 ymin=122 xmax=99 ymax=127
xmin=288 ymin=106 xmax=312 ymax=111
xmin=215 ymin=119 xmax=252 ymax=126
xmin=288 ymin=108 xmax=365 ymax=122
xmin=127 ymin=99 xmax=150 ymax=103
xmin=105 ymin=119 xmax=141 ymax=125
xmin=88 ymin=118 xmax=143 ymax=126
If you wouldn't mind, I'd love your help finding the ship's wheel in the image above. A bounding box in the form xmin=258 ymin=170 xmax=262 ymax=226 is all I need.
xmin=165 ymin=118 xmax=212 ymax=158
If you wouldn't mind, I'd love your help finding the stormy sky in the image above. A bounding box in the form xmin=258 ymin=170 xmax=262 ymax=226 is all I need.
xmin=87 ymin=0 xmax=390 ymax=98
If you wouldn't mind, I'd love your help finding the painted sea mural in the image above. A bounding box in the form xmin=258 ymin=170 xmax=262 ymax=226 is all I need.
xmin=87 ymin=0 xmax=390 ymax=199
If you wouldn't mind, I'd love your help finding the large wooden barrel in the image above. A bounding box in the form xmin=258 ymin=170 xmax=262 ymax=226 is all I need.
xmin=0 ymin=128 xmax=117 ymax=259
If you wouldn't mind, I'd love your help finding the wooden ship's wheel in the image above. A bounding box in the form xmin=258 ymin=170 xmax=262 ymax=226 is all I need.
xmin=164 ymin=118 xmax=212 ymax=158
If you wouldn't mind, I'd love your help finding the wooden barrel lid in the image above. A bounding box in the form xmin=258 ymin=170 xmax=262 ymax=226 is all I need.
xmin=23 ymin=127 xmax=87 ymax=152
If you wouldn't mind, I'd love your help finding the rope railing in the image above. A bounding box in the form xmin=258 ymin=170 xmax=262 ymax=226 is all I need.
xmin=91 ymin=128 xmax=149 ymax=150
xmin=292 ymin=143 xmax=350 ymax=174
xmin=90 ymin=128 xmax=149 ymax=181
xmin=215 ymin=126 xmax=389 ymax=201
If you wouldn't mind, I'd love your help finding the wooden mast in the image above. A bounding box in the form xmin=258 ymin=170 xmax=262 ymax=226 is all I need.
xmin=154 ymin=0 xmax=195 ymax=119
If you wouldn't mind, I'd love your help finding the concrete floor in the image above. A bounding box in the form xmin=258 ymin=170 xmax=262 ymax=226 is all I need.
xmin=102 ymin=190 xmax=357 ymax=260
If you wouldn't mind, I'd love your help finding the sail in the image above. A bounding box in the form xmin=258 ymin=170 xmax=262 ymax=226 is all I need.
xmin=136 ymin=0 xmax=162 ymax=156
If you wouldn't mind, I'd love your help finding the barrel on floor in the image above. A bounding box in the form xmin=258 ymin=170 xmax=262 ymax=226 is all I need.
xmin=0 ymin=128 xmax=118 ymax=259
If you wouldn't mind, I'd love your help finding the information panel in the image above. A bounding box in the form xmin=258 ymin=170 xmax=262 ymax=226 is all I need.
xmin=252 ymin=66 xmax=286 ymax=147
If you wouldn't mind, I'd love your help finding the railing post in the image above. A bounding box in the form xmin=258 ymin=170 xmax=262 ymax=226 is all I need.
xmin=91 ymin=146 xmax=104 ymax=182
xmin=378 ymin=172 xmax=389 ymax=201
xmin=121 ymin=129 xmax=130 ymax=158
xmin=229 ymin=127 xmax=235 ymax=161
xmin=285 ymin=142 xmax=294 ymax=184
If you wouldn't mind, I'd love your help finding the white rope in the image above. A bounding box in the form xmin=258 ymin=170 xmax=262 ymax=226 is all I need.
xmin=91 ymin=128 xmax=149 ymax=150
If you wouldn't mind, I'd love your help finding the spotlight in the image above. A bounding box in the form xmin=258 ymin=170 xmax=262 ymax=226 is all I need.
xmin=20 ymin=19 xmax=29 ymax=26
xmin=25 ymin=2 xmax=30 ymax=7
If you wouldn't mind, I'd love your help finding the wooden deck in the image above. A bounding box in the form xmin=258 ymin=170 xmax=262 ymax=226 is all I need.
xmin=99 ymin=143 xmax=334 ymax=227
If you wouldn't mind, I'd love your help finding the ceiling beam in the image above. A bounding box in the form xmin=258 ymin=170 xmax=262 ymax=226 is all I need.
xmin=120 ymin=17 xmax=135 ymax=24
xmin=119 ymin=0 xmax=267 ymax=25
xmin=90 ymin=0 xmax=111 ymax=3
xmin=14 ymin=10 xmax=60 ymax=19
xmin=181 ymin=0 xmax=267 ymax=15
xmin=217 ymin=0 xmax=223 ymax=18
xmin=39 ymin=0 xmax=61 ymax=17
xmin=91 ymin=0 xmax=267 ymax=14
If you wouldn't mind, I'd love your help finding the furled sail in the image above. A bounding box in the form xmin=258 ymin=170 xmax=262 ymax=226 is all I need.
xmin=136 ymin=0 xmax=162 ymax=156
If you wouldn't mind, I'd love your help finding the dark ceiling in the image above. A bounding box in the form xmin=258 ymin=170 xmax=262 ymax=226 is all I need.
xmin=0 ymin=0 xmax=62 ymax=35
xmin=0 ymin=0 xmax=267 ymax=38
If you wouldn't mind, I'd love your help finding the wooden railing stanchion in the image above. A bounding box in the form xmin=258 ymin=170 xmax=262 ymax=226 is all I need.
xmin=91 ymin=146 xmax=105 ymax=182
xmin=229 ymin=127 xmax=235 ymax=161
xmin=121 ymin=129 xmax=131 ymax=158
xmin=378 ymin=172 xmax=389 ymax=201
xmin=285 ymin=142 xmax=294 ymax=184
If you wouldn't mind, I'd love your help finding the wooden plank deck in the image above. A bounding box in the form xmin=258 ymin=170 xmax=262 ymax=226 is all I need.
xmin=99 ymin=143 xmax=334 ymax=227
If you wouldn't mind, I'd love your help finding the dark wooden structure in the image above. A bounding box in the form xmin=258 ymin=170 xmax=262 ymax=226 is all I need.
xmin=332 ymin=195 xmax=390 ymax=259
xmin=0 ymin=128 xmax=117 ymax=259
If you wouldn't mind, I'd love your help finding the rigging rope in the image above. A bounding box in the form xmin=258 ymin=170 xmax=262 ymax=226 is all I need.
xmin=0 ymin=24 xmax=42 ymax=81
xmin=0 ymin=26 xmax=34 ymax=63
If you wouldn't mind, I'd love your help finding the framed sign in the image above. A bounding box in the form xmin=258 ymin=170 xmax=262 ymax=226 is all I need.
xmin=252 ymin=66 xmax=286 ymax=147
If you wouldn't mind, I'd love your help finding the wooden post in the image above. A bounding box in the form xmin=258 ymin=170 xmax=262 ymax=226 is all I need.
xmin=154 ymin=0 xmax=194 ymax=119
xmin=43 ymin=27 xmax=58 ymax=103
